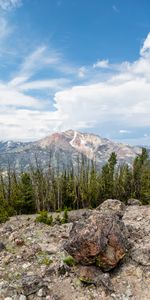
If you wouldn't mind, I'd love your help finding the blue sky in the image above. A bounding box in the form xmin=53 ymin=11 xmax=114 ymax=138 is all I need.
xmin=0 ymin=0 xmax=150 ymax=144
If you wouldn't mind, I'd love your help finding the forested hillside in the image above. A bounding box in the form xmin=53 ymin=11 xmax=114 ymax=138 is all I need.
xmin=0 ymin=130 xmax=141 ymax=171
xmin=0 ymin=148 xmax=149 ymax=223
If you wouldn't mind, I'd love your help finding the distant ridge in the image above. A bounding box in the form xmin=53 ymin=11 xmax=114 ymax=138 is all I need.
xmin=0 ymin=130 xmax=141 ymax=171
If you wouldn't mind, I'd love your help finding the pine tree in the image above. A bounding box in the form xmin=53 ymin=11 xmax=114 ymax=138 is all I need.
xmin=19 ymin=173 xmax=35 ymax=214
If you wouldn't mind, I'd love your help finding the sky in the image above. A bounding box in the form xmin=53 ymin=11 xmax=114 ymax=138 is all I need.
xmin=0 ymin=0 xmax=150 ymax=145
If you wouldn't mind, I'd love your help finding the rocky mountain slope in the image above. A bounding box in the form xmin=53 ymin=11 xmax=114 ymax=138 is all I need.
xmin=0 ymin=201 xmax=149 ymax=299
xmin=0 ymin=130 xmax=141 ymax=171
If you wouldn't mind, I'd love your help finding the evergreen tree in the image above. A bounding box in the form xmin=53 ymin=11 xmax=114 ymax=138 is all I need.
xmin=19 ymin=173 xmax=35 ymax=214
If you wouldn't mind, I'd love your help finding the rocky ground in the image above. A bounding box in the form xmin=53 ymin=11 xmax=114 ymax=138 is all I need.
xmin=0 ymin=204 xmax=149 ymax=300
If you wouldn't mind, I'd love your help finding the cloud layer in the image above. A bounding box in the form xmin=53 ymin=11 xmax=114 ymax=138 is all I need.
xmin=0 ymin=7 xmax=150 ymax=145
xmin=0 ymin=0 xmax=22 ymax=10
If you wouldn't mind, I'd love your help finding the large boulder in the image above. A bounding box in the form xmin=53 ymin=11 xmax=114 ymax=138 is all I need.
xmin=64 ymin=200 xmax=128 ymax=271
xmin=96 ymin=199 xmax=126 ymax=217
xmin=123 ymin=205 xmax=150 ymax=266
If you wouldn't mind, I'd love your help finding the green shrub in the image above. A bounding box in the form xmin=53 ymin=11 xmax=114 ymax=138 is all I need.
xmin=56 ymin=208 xmax=62 ymax=213
xmin=0 ymin=209 xmax=9 ymax=224
xmin=45 ymin=214 xmax=53 ymax=225
xmin=61 ymin=208 xmax=68 ymax=224
xmin=63 ymin=255 xmax=76 ymax=266
xmin=35 ymin=210 xmax=53 ymax=225
xmin=55 ymin=214 xmax=61 ymax=224
xmin=36 ymin=251 xmax=53 ymax=265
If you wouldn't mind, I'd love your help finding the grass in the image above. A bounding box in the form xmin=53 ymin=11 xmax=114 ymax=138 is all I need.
xmin=63 ymin=255 xmax=76 ymax=266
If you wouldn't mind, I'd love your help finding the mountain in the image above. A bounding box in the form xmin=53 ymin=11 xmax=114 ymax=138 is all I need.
xmin=0 ymin=130 xmax=141 ymax=171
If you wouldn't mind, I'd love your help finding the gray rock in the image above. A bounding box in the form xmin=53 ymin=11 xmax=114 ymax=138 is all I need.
xmin=123 ymin=205 xmax=150 ymax=267
xmin=0 ymin=242 xmax=5 ymax=252
xmin=19 ymin=295 xmax=27 ymax=300
xmin=78 ymin=265 xmax=113 ymax=290
xmin=58 ymin=263 xmax=71 ymax=276
xmin=20 ymin=275 xmax=44 ymax=296
xmin=97 ymin=199 xmax=126 ymax=217
xmin=127 ymin=198 xmax=142 ymax=206
xmin=3 ymin=225 xmax=13 ymax=233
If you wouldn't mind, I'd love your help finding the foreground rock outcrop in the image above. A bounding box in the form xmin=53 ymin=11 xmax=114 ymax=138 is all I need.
xmin=64 ymin=200 xmax=128 ymax=271
xmin=0 ymin=202 xmax=149 ymax=299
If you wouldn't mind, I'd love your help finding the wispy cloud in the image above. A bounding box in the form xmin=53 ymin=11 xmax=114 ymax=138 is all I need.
xmin=93 ymin=59 xmax=109 ymax=69
xmin=112 ymin=5 xmax=119 ymax=13
xmin=0 ymin=0 xmax=22 ymax=10
xmin=78 ymin=66 xmax=87 ymax=78
xmin=119 ymin=130 xmax=131 ymax=134
xmin=0 ymin=7 xmax=150 ymax=146
xmin=0 ymin=18 xmax=10 ymax=39
xmin=9 ymin=46 xmax=62 ymax=86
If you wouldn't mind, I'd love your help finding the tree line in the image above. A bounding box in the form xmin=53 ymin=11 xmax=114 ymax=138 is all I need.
xmin=0 ymin=148 xmax=150 ymax=222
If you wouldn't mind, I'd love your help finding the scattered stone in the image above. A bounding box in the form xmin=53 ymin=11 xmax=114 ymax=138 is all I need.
xmin=19 ymin=295 xmax=27 ymax=300
xmin=22 ymin=262 xmax=31 ymax=269
xmin=20 ymin=275 xmax=44 ymax=296
xmin=39 ymin=243 xmax=58 ymax=254
xmin=15 ymin=239 xmax=25 ymax=246
xmin=58 ymin=262 xmax=71 ymax=276
xmin=78 ymin=266 xmax=113 ymax=291
xmin=3 ymin=225 xmax=13 ymax=233
xmin=127 ymin=198 xmax=142 ymax=206
xmin=0 ymin=205 xmax=149 ymax=299
xmin=0 ymin=242 xmax=5 ymax=252
xmin=37 ymin=287 xmax=46 ymax=297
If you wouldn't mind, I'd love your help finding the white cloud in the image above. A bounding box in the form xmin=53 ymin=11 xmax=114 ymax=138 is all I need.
xmin=19 ymin=78 xmax=70 ymax=91
xmin=0 ymin=18 xmax=10 ymax=39
xmin=119 ymin=130 xmax=131 ymax=134
xmin=140 ymin=33 xmax=150 ymax=57
xmin=0 ymin=0 xmax=22 ymax=10
xmin=0 ymin=82 xmax=43 ymax=108
xmin=51 ymin=33 xmax=150 ymax=139
xmin=93 ymin=59 xmax=109 ymax=69
xmin=78 ymin=66 xmax=87 ymax=78
xmin=1 ymin=32 xmax=150 ymax=144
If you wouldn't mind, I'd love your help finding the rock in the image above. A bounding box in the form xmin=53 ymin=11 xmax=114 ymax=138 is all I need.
xmin=0 ymin=242 xmax=5 ymax=252
xmin=79 ymin=266 xmax=96 ymax=284
xmin=45 ymin=264 xmax=57 ymax=277
xmin=15 ymin=238 xmax=25 ymax=246
xmin=78 ymin=266 xmax=113 ymax=290
xmin=131 ymin=243 xmax=150 ymax=266
xmin=37 ymin=288 xmax=46 ymax=297
xmin=123 ymin=205 xmax=150 ymax=266
xmin=22 ymin=262 xmax=31 ymax=269
xmin=3 ymin=225 xmax=13 ymax=233
xmin=3 ymin=254 xmax=12 ymax=265
xmin=19 ymin=295 xmax=27 ymax=300
xmin=0 ymin=207 xmax=149 ymax=299
xmin=127 ymin=198 xmax=142 ymax=206
xmin=58 ymin=263 xmax=71 ymax=276
xmin=20 ymin=275 xmax=44 ymax=296
xmin=68 ymin=210 xmax=92 ymax=223
xmin=97 ymin=199 xmax=126 ymax=217
xmin=64 ymin=206 xmax=128 ymax=271
xmin=39 ymin=243 xmax=58 ymax=254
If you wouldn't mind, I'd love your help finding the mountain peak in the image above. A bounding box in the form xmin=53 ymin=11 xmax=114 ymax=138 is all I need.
xmin=0 ymin=130 xmax=142 ymax=171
